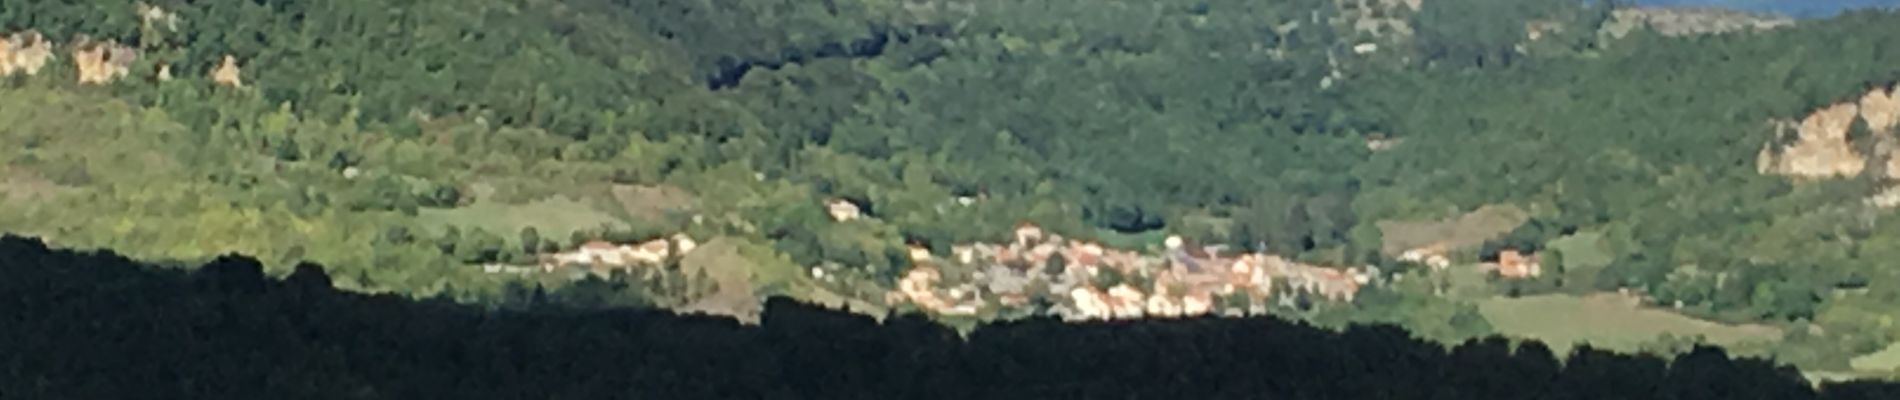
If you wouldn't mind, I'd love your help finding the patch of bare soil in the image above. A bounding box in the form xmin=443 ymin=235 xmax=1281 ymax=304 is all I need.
xmin=609 ymin=183 xmax=698 ymax=221
xmin=1376 ymin=204 xmax=1530 ymax=255
xmin=0 ymin=169 xmax=72 ymax=203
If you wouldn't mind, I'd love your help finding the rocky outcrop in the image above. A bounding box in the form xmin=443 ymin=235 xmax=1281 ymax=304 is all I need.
xmin=71 ymin=38 xmax=138 ymax=85
xmin=137 ymin=2 xmax=182 ymax=33
xmin=1758 ymin=103 xmax=1866 ymax=178
xmin=0 ymin=31 xmax=54 ymax=77
xmin=1603 ymin=7 xmax=1793 ymax=38
xmin=1334 ymin=0 xmax=1420 ymax=38
xmin=211 ymin=55 xmax=244 ymax=88
xmin=1758 ymin=85 xmax=1900 ymax=206
xmin=1863 ymin=89 xmax=1900 ymax=178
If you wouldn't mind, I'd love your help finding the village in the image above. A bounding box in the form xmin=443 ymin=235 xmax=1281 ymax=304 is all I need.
xmin=502 ymin=196 xmax=1546 ymax=323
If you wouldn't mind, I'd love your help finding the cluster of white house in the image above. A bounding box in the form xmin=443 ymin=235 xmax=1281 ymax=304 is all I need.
xmin=483 ymin=233 xmax=700 ymax=276
xmin=484 ymin=196 xmax=1541 ymax=320
xmin=887 ymin=223 xmax=1376 ymax=321
xmin=1398 ymin=241 xmax=1543 ymax=280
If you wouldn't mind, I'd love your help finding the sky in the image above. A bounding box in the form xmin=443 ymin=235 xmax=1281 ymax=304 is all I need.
xmin=1632 ymin=0 xmax=1900 ymax=18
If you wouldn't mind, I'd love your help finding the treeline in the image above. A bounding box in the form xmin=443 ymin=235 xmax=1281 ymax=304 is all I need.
xmin=4 ymin=234 xmax=1898 ymax=399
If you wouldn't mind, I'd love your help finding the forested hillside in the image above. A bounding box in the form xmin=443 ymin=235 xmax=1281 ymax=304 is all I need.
xmin=5 ymin=0 xmax=1900 ymax=378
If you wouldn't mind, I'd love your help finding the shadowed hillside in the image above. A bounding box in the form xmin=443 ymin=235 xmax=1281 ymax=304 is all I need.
xmin=2 ymin=235 xmax=1899 ymax=399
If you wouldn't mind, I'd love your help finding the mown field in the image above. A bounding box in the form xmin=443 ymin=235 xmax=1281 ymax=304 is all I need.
xmin=1478 ymin=293 xmax=1784 ymax=354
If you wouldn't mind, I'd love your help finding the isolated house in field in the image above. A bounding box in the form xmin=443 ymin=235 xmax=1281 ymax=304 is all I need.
xmin=824 ymin=197 xmax=862 ymax=222
xmin=1491 ymin=248 xmax=1542 ymax=279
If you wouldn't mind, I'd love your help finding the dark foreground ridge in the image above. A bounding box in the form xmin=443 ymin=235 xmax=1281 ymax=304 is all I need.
xmin=0 ymin=235 xmax=1895 ymax=399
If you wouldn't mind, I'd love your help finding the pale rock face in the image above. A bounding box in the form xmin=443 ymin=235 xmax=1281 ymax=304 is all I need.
xmin=1 ymin=31 xmax=54 ymax=76
xmin=1762 ymin=103 xmax=1865 ymax=178
xmin=1606 ymin=7 xmax=1794 ymax=38
xmin=212 ymin=55 xmax=244 ymax=88
xmin=1861 ymin=87 xmax=1900 ymax=180
xmin=1761 ymin=85 xmax=1900 ymax=208
xmin=0 ymin=38 xmax=10 ymax=76
xmin=72 ymin=39 xmax=138 ymax=85
xmin=1334 ymin=0 xmax=1418 ymax=38
xmin=1862 ymin=87 xmax=1900 ymax=132
xmin=139 ymin=2 xmax=184 ymax=33
xmin=1867 ymin=186 xmax=1900 ymax=208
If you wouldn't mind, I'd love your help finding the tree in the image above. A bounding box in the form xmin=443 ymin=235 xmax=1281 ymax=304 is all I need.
xmin=437 ymin=226 xmax=462 ymax=255
xmin=519 ymin=227 xmax=542 ymax=256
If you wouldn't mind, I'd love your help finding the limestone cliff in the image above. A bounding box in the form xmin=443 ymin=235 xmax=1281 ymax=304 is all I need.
xmin=1758 ymin=85 xmax=1900 ymax=206
xmin=0 ymin=31 xmax=54 ymax=77
xmin=1335 ymin=0 xmax=1421 ymax=39
xmin=1757 ymin=102 xmax=1866 ymax=178
xmin=211 ymin=55 xmax=243 ymax=88
xmin=1603 ymin=7 xmax=1794 ymax=38
xmin=72 ymin=38 xmax=138 ymax=85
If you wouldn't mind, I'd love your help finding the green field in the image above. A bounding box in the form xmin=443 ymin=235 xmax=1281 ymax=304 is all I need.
xmin=1479 ymin=293 xmax=1784 ymax=354
xmin=1546 ymin=231 xmax=1614 ymax=270
xmin=416 ymin=196 xmax=626 ymax=241
xmin=1851 ymin=342 xmax=1900 ymax=372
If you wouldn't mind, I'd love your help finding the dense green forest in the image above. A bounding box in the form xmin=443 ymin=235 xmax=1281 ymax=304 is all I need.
xmin=4 ymin=0 xmax=1900 ymax=376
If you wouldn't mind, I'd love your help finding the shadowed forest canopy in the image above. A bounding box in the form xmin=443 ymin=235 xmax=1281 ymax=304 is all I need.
xmin=3 ymin=234 xmax=1897 ymax=399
